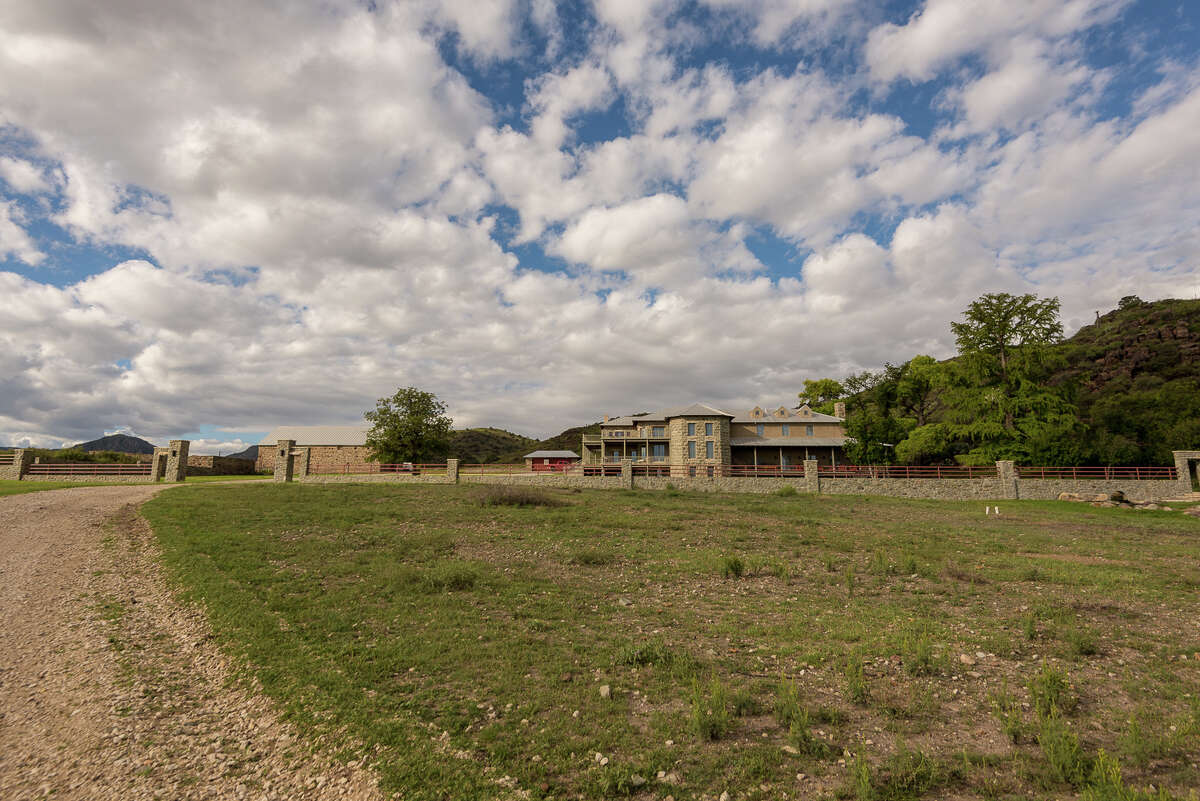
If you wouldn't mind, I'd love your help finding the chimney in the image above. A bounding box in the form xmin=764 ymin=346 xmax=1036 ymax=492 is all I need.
xmin=603 ymin=415 xmax=609 ymax=423
xmin=834 ymin=401 xmax=846 ymax=419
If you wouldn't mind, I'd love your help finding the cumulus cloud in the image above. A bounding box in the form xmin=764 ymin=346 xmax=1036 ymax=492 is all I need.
xmin=0 ymin=0 xmax=1195 ymax=447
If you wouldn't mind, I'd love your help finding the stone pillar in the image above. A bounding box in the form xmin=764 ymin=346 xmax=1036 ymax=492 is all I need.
xmin=997 ymin=460 xmax=1018 ymax=499
xmin=151 ymin=448 xmax=169 ymax=481
xmin=1174 ymin=451 xmax=1200 ymax=494
xmin=274 ymin=440 xmax=295 ymax=483
xmin=804 ymin=459 xmax=820 ymax=494
xmin=7 ymin=449 xmax=32 ymax=480
xmin=295 ymin=447 xmax=311 ymax=479
xmin=166 ymin=440 xmax=190 ymax=482
xmin=447 ymin=458 xmax=459 ymax=484
xmin=620 ymin=458 xmax=633 ymax=489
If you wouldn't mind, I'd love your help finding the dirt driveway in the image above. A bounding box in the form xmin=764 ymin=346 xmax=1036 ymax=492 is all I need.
xmin=0 ymin=485 xmax=383 ymax=801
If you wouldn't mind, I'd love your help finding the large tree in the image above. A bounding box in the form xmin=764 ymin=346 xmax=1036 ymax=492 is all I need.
xmin=364 ymin=387 xmax=453 ymax=464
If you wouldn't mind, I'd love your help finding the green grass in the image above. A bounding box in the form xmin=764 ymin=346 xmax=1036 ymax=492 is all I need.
xmin=183 ymin=474 xmax=271 ymax=482
xmin=141 ymin=484 xmax=1200 ymax=801
xmin=0 ymin=479 xmax=155 ymax=497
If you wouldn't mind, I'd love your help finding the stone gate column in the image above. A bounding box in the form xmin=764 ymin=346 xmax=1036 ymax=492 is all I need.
xmin=803 ymin=459 xmax=819 ymax=494
xmin=151 ymin=448 xmax=169 ymax=481
xmin=274 ymin=440 xmax=295 ymax=483
xmin=997 ymin=460 xmax=1018 ymax=499
xmin=8 ymin=449 xmax=32 ymax=480
xmin=620 ymin=459 xmax=633 ymax=489
xmin=1174 ymin=451 xmax=1199 ymax=495
xmin=294 ymin=447 xmax=311 ymax=479
xmin=447 ymin=458 xmax=459 ymax=484
xmin=166 ymin=440 xmax=190 ymax=482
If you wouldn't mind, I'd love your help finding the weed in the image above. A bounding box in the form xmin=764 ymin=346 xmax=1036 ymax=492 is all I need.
xmin=844 ymin=656 xmax=870 ymax=705
xmin=570 ymin=548 xmax=616 ymax=566
xmin=942 ymin=560 xmax=990 ymax=585
xmin=900 ymin=552 xmax=919 ymax=575
xmin=845 ymin=565 xmax=856 ymax=596
xmin=1022 ymin=610 xmax=1039 ymax=641
xmin=990 ymin=681 xmax=1024 ymax=743
xmin=851 ymin=748 xmax=873 ymax=801
xmin=663 ymin=482 xmax=680 ymax=496
xmin=1082 ymin=749 xmax=1174 ymax=801
xmin=729 ymin=688 xmax=762 ymax=717
xmin=870 ymin=549 xmax=894 ymax=576
xmin=1030 ymin=664 xmax=1077 ymax=718
xmin=900 ymin=624 xmax=940 ymax=676
xmin=824 ymin=554 xmax=837 ymax=572
xmin=787 ymin=707 xmax=833 ymax=758
xmin=775 ymin=677 xmax=803 ymax=728
xmin=721 ymin=555 xmax=745 ymax=579
xmin=1037 ymin=711 xmax=1090 ymax=787
xmin=1064 ymin=627 xmax=1100 ymax=657
xmin=421 ymin=561 xmax=479 ymax=592
xmin=690 ymin=677 xmax=732 ymax=741
xmin=1021 ymin=566 xmax=1043 ymax=581
xmin=775 ymin=485 xmax=798 ymax=497
xmin=477 ymin=485 xmax=565 ymax=507
xmin=875 ymin=745 xmax=949 ymax=800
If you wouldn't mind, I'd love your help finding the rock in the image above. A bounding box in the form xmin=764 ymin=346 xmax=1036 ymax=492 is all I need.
xmin=599 ymin=684 xmax=611 ymax=699
xmin=958 ymin=653 xmax=976 ymax=666
xmin=1058 ymin=492 xmax=1083 ymax=502
xmin=630 ymin=775 xmax=646 ymax=787
xmin=782 ymin=745 xmax=800 ymax=755
xmin=1184 ymin=507 xmax=1200 ymax=518
xmin=719 ymin=792 xmax=730 ymax=801
xmin=1091 ymin=494 xmax=1111 ymax=502
xmin=1091 ymin=501 xmax=1116 ymax=508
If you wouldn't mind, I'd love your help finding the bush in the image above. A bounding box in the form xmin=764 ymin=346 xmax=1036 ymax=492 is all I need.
xmin=775 ymin=678 xmax=803 ymax=728
xmin=478 ymin=485 xmax=566 ymax=507
xmin=787 ymin=707 xmax=833 ymax=758
xmin=844 ymin=657 xmax=870 ymax=705
xmin=990 ymin=681 xmax=1024 ymax=743
xmin=617 ymin=638 xmax=697 ymax=676
xmin=722 ymin=556 xmax=745 ymax=579
xmin=422 ymin=561 xmax=480 ymax=592
xmin=775 ymin=485 xmax=798 ymax=497
xmin=1064 ymin=627 xmax=1100 ymax=657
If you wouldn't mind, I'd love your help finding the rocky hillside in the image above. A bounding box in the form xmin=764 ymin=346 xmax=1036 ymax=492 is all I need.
xmin=448 ymin=427 xmax=538 ymax=464
xmin=1052 ymin=297 xmax=1200 ymax=464
xmin=494 ymin=423 xmax=602 ymax=463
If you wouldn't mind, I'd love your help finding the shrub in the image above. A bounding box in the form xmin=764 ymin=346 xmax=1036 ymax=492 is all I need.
xmin=775 ymin=484 xmax=798 ymax=497
xmin=1023 ymin=610 xmax=1039 ymax=641
xmin=1082 ymin=749 xmax=1174 ymax=801
xmin=1030 ymin=664 xmax=1077 ymax=718
xmin=775 ymin=677 xmax=803 ymax=728
xmin=788 ymin=709 xmax=833 ymax=758
xmin=730 ymin=688 xmax=762 ymax=717
xmin=477 ymin=485 xmax=566 ymax=507
xmin=618 ymin=639 xmax=700 ymax=677
xmin=690 ymin=678 xmax=732 ymax=741
xmin=901 ymin=624 xmax=939 ymax=676
xmin=722 ymin=556 xmax=745 ymax=579
xmin=875 ymin=746 xmax=947 ymax=800
xmin=422 ymin=561 xmax=479 ymax=592
xmin=1064 ymin=627 xmax=1100 ymax=657
xmin=851 ymin=748 xmax=873 ymax=801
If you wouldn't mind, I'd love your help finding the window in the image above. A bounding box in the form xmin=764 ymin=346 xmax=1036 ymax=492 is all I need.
xmin=687 ymin=441 xmax=696 ymax=458
xmin=781 ymin=424 xmax=790 ymax=436
xmin=705 ymin=422 xmax=713 ymax=436
xmin=687 ymin=422 xmax=695 ymax=436
xmin=705 ymin=441 xmax=714 ymax=458
xmin=652 ymin=444 xmax=666 ymax=461
xmin=806 ymin=424 xmax=814 ymax=436
xmin=706 ymin=466 xmax=714 ymax=477
xmin=756 ymin=423 xmax=764 ymax=436
xmin=652 ymin=426 xmax=664 ymax=437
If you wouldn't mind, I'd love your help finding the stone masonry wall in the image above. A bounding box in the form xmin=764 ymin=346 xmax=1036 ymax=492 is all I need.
xmin=1014 ymin=479 xmax=1180 ymax=501
xmin=186 ymin=455 xmax=257 ymax=476
xmin=261 ymin=445 xmax=373 ymax=474
xmin=667 ymin=417 xmax=730 ymax=475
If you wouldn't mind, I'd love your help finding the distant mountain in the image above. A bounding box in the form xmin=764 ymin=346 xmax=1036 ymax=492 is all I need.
xmin=78 ymin=434 xmax=156 ymax=454
xmin=449 ymin=427 xmax=538 ymax=464
xmin=227 ymin=445 xmax=258 ymax=461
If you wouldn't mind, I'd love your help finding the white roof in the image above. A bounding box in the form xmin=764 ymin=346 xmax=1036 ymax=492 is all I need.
xmin=524 ymin=450 xmax=580 ymax=459
xmin=259 ymin=425 xmax=370 ymax=446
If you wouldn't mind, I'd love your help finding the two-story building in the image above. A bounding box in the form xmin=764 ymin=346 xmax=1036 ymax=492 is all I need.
xmin=581 ymin=402 xmax=848 ymax=472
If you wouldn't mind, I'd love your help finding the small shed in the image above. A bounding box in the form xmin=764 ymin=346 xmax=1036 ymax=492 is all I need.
xmin=523 ymin=450 xmax=581 ymax=472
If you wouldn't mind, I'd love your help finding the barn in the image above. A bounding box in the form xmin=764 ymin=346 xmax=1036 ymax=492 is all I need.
xmin=523 ymin=450 xmax=580 ymax=471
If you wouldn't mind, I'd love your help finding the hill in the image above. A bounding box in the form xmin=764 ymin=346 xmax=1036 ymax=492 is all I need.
xmin=78 ymin=433 xmax=156 ymax=454
xmin=1052 ymin=297 xmax=1200 ymax=464
xmin=448 ymin=427 xmax=538 ymax=464
xmin=495 ymin=422 xmax=601 ymax=463
xmin=227 ymin=445 xmax=258 ymax=461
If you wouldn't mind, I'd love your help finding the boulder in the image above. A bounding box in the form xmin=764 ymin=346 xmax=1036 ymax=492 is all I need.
xmin=1058 ymin=492 xmax=1083 ymax=502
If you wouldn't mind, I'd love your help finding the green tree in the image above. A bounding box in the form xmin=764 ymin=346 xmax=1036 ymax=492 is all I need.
xmin=894 ymin=355 xmax=944 ymax=427
xmin=798 ymin=378 xmax=845 ymax=413
xmin=364 ymin=387 xmax=453 ymax=464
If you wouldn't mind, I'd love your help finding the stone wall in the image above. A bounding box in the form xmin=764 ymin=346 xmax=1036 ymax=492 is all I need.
xmin=258 ymin=445 xmax=373 ymax=474
xmin=1013 ymin=479 xmax=1181 ymax=501
xmin=23 ymin=474 xmax=157 ymax=483
xmin=186 ymin=456 xmax=257 ymax=476
xmin=667 ymin=416 xmax=730 ymax=475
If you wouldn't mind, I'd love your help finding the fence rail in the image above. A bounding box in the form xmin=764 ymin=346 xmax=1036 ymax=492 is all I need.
xmin=307 ymin=463 xmax=448 ymax=476
xmin=25 ymin=462 xmax=152 ymax=476
xmin=819 ymin=464 xmax=998 ymax=479
xmin=0 ymin=455 xmax=15 ymax=466
xmin=460 ymin=463 xmax=541 ymax=474
xmin=1017 ymin=465 xmax=1178 ymax=480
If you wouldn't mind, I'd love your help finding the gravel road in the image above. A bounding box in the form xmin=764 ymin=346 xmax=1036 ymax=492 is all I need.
xmin=0 ymin=485 xmax=384 ymax=801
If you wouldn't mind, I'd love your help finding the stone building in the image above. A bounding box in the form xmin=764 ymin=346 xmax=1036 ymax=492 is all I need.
xmin=581 ymin=402 xmax=848 ymax=471
xmin=256 ymin=426 xmax=371 ymax=473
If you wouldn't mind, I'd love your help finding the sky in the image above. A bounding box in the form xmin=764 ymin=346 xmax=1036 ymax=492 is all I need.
xmin=1 ymin=0 xmax=1198 ymax=453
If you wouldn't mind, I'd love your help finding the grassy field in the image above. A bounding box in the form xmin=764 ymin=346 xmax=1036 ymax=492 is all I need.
xmin=142 ymin=484 xmax=1200 ymax=801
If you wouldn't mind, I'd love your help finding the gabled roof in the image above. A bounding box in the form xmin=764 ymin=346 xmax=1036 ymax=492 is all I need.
xmin=523 ymin=450 xmax=580 ymax=459
xmin=730 ymin=404 xmax=843 ymax=423
xmin=670 ymin=402 xmax=735 ymax=417
xmin=603 ymin=402 xmax=843 ymax=427
xmin=259 ymin=425 xmax=370 ymax=446
xmin=730 ymin=436 xmax=848 ymax=447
